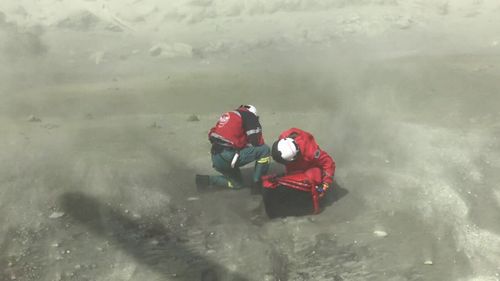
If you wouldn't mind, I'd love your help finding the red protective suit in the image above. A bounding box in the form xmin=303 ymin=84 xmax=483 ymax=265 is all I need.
xmin=278 ymin=128 xmax=335 ymax=185
xmin=263 ymin=128 xmax=335 ymax=215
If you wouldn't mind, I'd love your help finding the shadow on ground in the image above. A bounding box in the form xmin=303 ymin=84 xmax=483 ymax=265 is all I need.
xmin=59 ymin=192 xmax=249 ymax=281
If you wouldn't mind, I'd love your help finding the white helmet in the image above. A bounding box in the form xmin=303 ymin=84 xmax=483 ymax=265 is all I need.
xmin=272 ymin=138 xmax=299 ymax=163
xmin=240 ymin=104 xmax=258 ymax=117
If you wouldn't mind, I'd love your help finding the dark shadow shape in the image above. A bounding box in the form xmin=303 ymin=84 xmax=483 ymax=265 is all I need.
xmin=262 ymin=181 xmax=348 ymax=219
xmin=59 ymin=192 xmax=249 ymax=281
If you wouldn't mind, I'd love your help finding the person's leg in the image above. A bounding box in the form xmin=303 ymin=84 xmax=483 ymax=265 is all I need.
xmin=209 ymin=150 xmax=244 ymax=189
xmin=237 ymin=144 xmax=271 ymax=183
xmin=304 ymin=167 xmax=322 ymax=186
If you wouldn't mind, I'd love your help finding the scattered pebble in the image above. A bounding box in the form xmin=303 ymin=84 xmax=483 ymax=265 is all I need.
xmin=41 ymin=123 xmax=59 ymax=129
xmin=424 ymin=260 xmax=433 ymax=265
xmin=124 ymin=209 xmax=130 ymax=214
xmin=187 ymin=197 xmax=200 ymax=201
xmin=373 ymin=230 xmax=388 ymax=238
xmin=187 ymin=114 xmax=200 ymax=122
xmin=66 ymin=250 xmax=71 ymax=254
xmin=74 ymin=264 xmax=81 ymax=270
xmin=150 ymin=121 xmax=161 ymax=129
xmin=51 ymin=243 xmax=60 ymax=247
xmin=49 ymin=212 xmax=65 ymax=219
xmin=28 ymin=115 xmax=41 ymax=122
xmin=8 ymin=261 xmax=13 ymax=267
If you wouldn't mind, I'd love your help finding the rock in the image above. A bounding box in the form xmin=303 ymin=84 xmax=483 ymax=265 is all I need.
xmin=41 ymin=123 xmax=59 ymax=129
xmin=187 ymin=114 xmax=200 ymax=122
xmin=424 ymin=260 xmax=433 ymax=265
xmin=149 ymin=45 xmax=162 ymax=57
xmin=187 ymin=197 xmax=200 ymax=201
xmin=150 ymin=121 xmax=161 ymax=129
xmin=396 ymin=17 xmax=412 ymax=29
xmin=28 ymin=115 xmax=41 ymax=122
xmin=263 ymin=274 xmax=274 ymax=281
xmin=49 ymin=212 xmax=65 ymax=219
xmin=149 ymin=42 xmax=193 ymax=58
xmin=57 ymin=10 xmax=121 ymax=32
xmin=373 ymin=230 xmax=388 ymax=237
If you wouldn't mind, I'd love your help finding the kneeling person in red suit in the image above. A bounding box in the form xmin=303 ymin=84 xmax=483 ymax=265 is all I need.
xmin=263 ymin=128 xmax=335 ymax=217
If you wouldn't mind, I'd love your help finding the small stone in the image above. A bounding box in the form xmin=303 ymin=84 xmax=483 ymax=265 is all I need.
xmin=150 ymin=121 xmax=161 ymax=129
xmin=8 ymin=261 xmax=13 ymax=267
xmin=66 ymin=250 xmax=71 ymax=254
xmin=263 ymin=274 xmax=274 ymax=281
xmin=74 ymin=264 xmax=81 ymax=270
xmin=373 ymin=230 xmax=388 ymax=237
xmin=49 ymin=212 xmax=65 ymax=219
xmin=28 ymin=115 xmax=41 ymax=122
xmin=424 ymin=260 xmax=433 ymax=265
xmin=187 ymin=197 xmax=200 ymax=201
xmin=187 ymin=114 xmax=200 ymax=122
xmin=124 ymin=209 xmax=130 ymax=214
xmin=51 ymin=243 xmax=59 ymax=247
xmin=149 ymin=45 xmax=162 ymax=57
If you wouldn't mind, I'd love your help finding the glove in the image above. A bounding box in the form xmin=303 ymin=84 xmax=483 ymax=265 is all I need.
xmin=315 ymin=183 xmax=330 ymax=197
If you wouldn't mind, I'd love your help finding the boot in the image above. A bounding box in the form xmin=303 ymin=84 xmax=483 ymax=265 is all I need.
xmin=195 ymin=175 xmax=210 ymax=192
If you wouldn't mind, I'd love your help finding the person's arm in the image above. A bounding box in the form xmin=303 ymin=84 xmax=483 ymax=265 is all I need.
xmin=240 ymin=110 xmax=264 ymax=146
xmin=315 ymin=149 xmax=335 ymax=185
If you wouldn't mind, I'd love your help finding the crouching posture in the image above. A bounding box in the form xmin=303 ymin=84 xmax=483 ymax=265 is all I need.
xmin=264 ymin=128 xmax=335 ymax=217
xmin=196 ymin=105 xmax=271 ymax=192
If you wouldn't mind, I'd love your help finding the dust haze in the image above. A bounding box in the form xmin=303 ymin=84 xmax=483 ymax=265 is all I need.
xmin=1 ymin=1 xmax=500 ymax=280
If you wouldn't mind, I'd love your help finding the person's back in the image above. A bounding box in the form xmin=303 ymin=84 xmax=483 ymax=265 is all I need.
xmin=196 ymin=105 xmax=271 ymax=192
